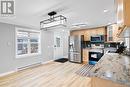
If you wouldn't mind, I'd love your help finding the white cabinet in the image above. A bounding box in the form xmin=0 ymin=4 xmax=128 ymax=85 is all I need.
xmin=107 ymin=24 xmax=124 ymax=42
xmin=107 ymin=25 xmax=113 ymax=42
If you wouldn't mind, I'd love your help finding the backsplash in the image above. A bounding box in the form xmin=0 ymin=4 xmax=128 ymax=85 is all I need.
xmin=82 ymin=41 xmax=120 ymax=49
xmin=82 ymin=41 xmax=91 ymax=48
xmin=104 ymin=42 xmax=120 ymax=48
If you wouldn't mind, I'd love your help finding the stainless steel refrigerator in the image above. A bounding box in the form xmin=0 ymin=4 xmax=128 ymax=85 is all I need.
xmin=68 ymin=35 xmax=83 ymax=63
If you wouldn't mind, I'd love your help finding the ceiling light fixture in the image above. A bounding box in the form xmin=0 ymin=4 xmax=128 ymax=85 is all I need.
xmin=72 ymin=23 xmax=87 ymax=28
xmin=103 ymin=9 xmax=108 ymax=13
xmin=40 ymin=11 xmax=67 ymax=30
xmin=108 ymin=22 xmax=112 ymax=25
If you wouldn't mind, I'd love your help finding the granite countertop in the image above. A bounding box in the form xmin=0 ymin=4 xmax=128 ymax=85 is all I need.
xmin=89 ymin=53 xmax=130 ymax=86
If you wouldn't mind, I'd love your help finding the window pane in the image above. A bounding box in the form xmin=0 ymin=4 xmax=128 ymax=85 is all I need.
xmin=17 ymin=32 xmax=28 ymax=43
xmin=30 ymin=33 xmax=39 ymax=42
xmin=30 ymin=33 xmax=40 ymax=53
xmin=56 ymin=37 xmax=60 ymax=47
xmin=17 ymin=31 xmax=28 ymax=55
xmin=17 ymin=44 xmax=28 ymax=55
xmin=31 ymin=43 xmax=38 ymax=53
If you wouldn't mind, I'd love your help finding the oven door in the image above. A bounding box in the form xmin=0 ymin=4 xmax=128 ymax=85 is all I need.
xmin=89 ymin=52 xmax=103 ymax=65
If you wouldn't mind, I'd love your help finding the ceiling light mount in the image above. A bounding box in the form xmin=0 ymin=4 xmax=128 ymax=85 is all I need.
xmin=48 ymin=11 xmax=57 ymax=20
xmin=72 ymin=23 xmax=87 ymax=28
xmin=48 ymin=11 xmax=57 ymax=16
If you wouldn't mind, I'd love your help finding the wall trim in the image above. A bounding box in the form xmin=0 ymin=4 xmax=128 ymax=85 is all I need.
xmin=63 ymin=55 xmax=68 ymax=58
xmin=42 ymin=60 xmax=54 ymax=64
xmin=17 ymin=62 xmax=42 ymax=71
xmin=0 ymin=70 xmax=17 ymax=77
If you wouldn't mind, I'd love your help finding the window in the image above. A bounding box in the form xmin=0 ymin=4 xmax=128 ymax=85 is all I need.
xmin=16 ymin=28 xmax=41 ymax=58
xmin=56 ymin=37 xmax=60 ymax=47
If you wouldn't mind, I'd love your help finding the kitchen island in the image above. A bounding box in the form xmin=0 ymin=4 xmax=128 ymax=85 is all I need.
xmin=89 ymin=53 xmax=130 ymax=86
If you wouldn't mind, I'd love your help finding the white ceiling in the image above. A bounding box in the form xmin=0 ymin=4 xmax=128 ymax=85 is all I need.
xmin=0 ymin=0 xmax=116 ymax=30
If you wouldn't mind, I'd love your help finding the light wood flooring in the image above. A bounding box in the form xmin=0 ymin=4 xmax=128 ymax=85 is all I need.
xmin=0 ymin=62 xmax=92 ymax=87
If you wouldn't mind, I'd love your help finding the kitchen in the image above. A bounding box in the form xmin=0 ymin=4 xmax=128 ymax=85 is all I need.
xmin=69 ymin=24 xmax=124 ymax=64
xmin=67 ymin=0 xmax=130 ymax=86
xmin=68 ymin=23 xmax=130 ymax=86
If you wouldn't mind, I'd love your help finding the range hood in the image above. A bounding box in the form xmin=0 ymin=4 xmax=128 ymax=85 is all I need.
xmin=119 ymin=26 xmax=130 ymax=38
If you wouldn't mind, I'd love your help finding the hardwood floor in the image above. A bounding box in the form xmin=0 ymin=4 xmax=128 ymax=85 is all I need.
xmin=0 ymin=62 xmax=92 ymax=87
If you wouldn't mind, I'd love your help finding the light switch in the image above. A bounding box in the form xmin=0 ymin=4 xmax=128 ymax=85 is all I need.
xmin=7 ymin=42 xmax=11 ymax=46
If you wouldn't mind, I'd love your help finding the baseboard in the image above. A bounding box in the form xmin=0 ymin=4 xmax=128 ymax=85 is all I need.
xmin=42 ymin=60 xmax=54 ymax=64
xmin=63 ymin=55 xmax=68 ymax=58
xmin=0 ymin=60 xmax=53 ymax=77
xmin=17 ymin=62 xmax=42 ymax=71
xmin=0 ymin=70 xmax=17 ymax=77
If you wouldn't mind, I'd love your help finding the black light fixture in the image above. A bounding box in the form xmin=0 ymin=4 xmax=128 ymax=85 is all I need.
xmin=40 ymin=11 xmax=67 ymax=30
xmin=48 ymin=11 xmax=57 ymax=21
xmin=48 ymin=11 xmax=57 ymax=16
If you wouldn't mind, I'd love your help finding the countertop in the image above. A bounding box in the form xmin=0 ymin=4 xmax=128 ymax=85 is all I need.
xmin=89 ymin=53 xmax=130 ymax=86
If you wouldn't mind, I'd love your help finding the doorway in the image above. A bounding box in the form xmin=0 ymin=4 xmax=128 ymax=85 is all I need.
xmin=53 ymin=32 xmax=63 ymax=60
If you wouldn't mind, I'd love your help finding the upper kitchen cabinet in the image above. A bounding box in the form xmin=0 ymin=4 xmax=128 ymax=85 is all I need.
xmin=83 ymin=31 xmax=90 ymax=41
xmin=84 ymin=27 xmax=106 ymax=41
xmin=89 ymin=27 xmax=106 ymax=36
xmin=70 ymin=27 xmax=106 ymax=41
xmin=117 ymin=0 xmax=130 ymax=27
xmin=116 ymin=0 xmax=130 ymax=38
xmin=107 ymin=24 xmax=124 ymax=42
xmin=70 ymin=30 xmax=84 ymax=36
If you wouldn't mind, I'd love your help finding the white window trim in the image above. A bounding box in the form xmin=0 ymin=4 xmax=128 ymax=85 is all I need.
xmin=15 ymin=27 xmax=41 ymax=58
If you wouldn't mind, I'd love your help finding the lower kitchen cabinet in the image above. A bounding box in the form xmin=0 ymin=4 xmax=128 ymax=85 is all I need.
xmin=83 ymin=49 xmax=90 ymax=63
xmin=91 ymin=77 xmax=128 ymax=87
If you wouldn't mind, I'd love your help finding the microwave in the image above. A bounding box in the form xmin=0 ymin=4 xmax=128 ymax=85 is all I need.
xmin=90 ymin=35 xmax=104 ymax=42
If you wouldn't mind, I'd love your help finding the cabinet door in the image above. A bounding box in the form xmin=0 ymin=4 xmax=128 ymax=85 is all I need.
xmin=92 ymin=77 xmax=128 ymax=87
xmin=84 ymin=31 xmax=90 ymax=41
xmin=107 ymin=25 xmax=113 ymax=42
xmin=83 ymin=49 xmax=89 ymax=63
xmin=113 ymin=25 xmax=124 ymax=42
xmin=95 ymin=28 xmax=105 ymax=35
xmin=70 ymin=30 xmax=84 ymax=36
xmin=107 ymin=24 xmax=124 ymax=42
xmin=84 ymin=31 xmax=88 ymax=41
xmin=124 ymin=0 xmax=130 ymax=27
xmin=117 ymin=0 xmax=130 ymax=27
xmin=90 ymin=30 xmax=97 ymax=36
xmin=117 ymin=0 xmax=124 ymax=26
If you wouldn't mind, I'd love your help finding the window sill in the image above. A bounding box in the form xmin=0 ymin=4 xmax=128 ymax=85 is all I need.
xmin=16 ymin=53 xmax=41 ymax=59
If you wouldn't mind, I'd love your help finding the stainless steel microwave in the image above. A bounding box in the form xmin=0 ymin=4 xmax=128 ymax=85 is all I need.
xmin=90 ymin=35 xmax=104 ymax=42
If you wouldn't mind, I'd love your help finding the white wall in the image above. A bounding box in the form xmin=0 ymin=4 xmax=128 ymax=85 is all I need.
xmin=0 ymin=22 xmax=69 ymax=75
xmin=0 ymin=23 xmax=16 ymax=74
xmin=62 ymin=30 xmax=70 ymax=58
xmin=41 ymin=31 xmax=54 ymax=62
xmin=0 ymin=22 xmax=54 ymax=74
